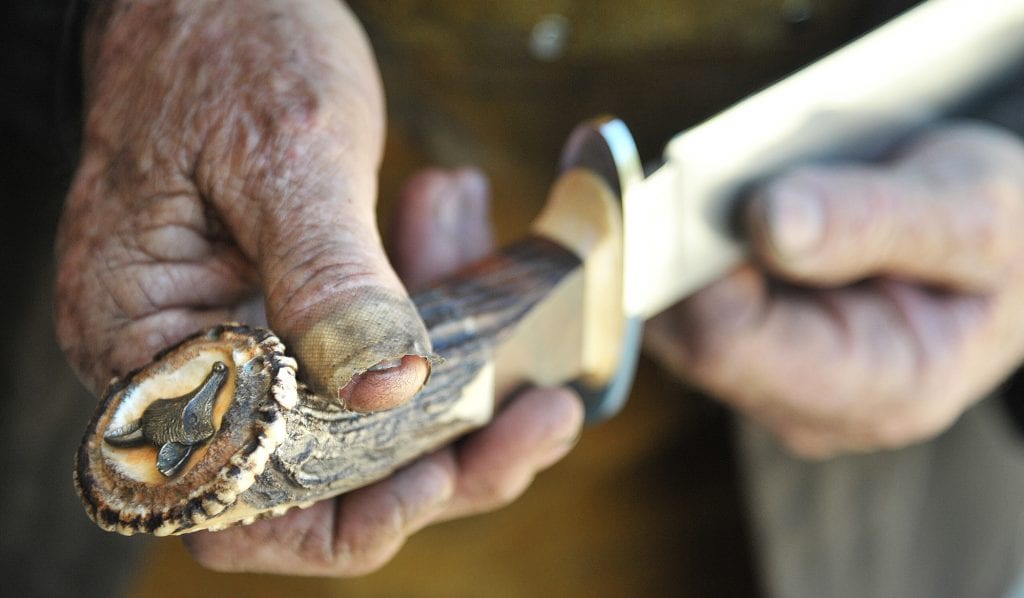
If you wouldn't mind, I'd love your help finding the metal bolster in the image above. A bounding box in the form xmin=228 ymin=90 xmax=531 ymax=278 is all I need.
xmin=558 ymin=117 xmax=645 ymax=423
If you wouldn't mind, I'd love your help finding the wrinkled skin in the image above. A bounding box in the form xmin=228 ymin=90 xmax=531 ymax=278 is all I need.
xmin=186 ymin=168 xmax=583 ymax=575
xmin=55 ymin=0 xmax=1024 ymax=578
xmin=57 ymin=0 xmax=393 ymax=394
xmin=646 ymin=123 xmax=1024 ymax=459
xmin=56 ymin=0 xmax=582 ymax=576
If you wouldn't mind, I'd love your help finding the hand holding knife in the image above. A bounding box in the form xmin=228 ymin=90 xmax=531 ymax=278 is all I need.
xmin=75 ymin=0 xmax=1024 ymax=536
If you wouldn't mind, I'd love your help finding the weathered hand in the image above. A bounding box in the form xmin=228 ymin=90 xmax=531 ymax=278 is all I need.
xmin=57 ymin=1 xmax=582 ymax=575
xmin=56 ymin=0 xmax=428 ymax=410
xmin=183 ymin=170 xmax=584 ymax=575
xmin=646 ymin=122 xmax=1024 ymax=459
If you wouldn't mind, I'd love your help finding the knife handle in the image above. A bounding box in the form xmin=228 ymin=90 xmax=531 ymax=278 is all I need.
xmin=75 ymin=170 xmax=623 ymax=535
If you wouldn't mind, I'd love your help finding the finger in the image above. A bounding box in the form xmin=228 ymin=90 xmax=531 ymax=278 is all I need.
xmin=745 ymin=124 xmax=1024 ymax=290
xmin=647 ymin=267 xmax=980 ymax=454
xmin=645 ymin=271 xmax=860 ymax=458
xmin=249 ymin=148 xmax=434 ymax=412
xmin=54 ymin=181 xmax=263 ymax=392
xmin=742 ymin=389 xmax=893 ymax=460
xmin=61 ymin=1 xmax=428 ymax=410
xmin=183 ymin=387 xmax=582 ymax=576
xmin=648 ymin=270 xmax=854 ymax=414
xmin=199 ymin=97 xmax=431 ymax=413
xmin=168 ymin=3 xmax=432 ymax=413
xmin=184 ymin=452 xmax=456 ymax=576
xmin=439 ymin=386 xmax=584 ymax=520
xmin=390 ymin=167 xmax=493 ymax=290
xmin=644 ymin=266 xmax=769 ymax=389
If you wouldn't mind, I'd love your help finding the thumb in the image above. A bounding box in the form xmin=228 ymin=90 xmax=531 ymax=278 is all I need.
xmin=202 ymin=13 xmax=433 ymax=412
xmin=235 ymin=138 xmax=431 ymax=413
xmin=744 ymin=123 xmax=1024 ymax=291
xmin=270 ymin=165 xmax=431 ymax=412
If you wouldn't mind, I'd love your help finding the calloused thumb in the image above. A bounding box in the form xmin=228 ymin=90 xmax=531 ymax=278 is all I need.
xmin=251 ymin=159 xmax=432 ymax=413
xmin=264 ymin=208 xmax=433 ymax=412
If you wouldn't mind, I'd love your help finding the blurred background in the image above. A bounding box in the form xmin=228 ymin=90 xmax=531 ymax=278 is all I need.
xmin=4 ymin=1 xmax=1020 ymax=596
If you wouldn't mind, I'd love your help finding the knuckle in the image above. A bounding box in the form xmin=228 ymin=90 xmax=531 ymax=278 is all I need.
xmin=871 ymin=416 xmax=928 ymax=450
xmin=266 ymin=86 xmax=324 ymax=140
xmin=658 ymin=284 xmax=761 ymax=386
xmin=315 ymin=538 xmax=394 ymax=578
xmin=215 ymin=68 xmax=326 ymax=152
xmin=183 ymin=536 xmax=236 ymax=573
xmin=891 ymin=404 xmax=957 ymax=447
xmin=677 ymin=320 xmax=732 ymax=378
xmin=295 ymin=521 xmax=342 ymax=571
xmin=318 ymin=487 xmax=418 ymax=577
xmin=859 ymin=396 xmax=958 ymax=451
xmin=972 ymin=176 xmax=1021 ymax=263
xmin=331 ymin=546 xmax=395 ymax=577
xmin=776 ymin=428 xmax=832 ymax=461
xmin=470 ymin=474 xmax=530 ymax=511
xmin=328 ymin=536 xmax=402 ymax=578
xmin=263 ymin=237 xmax=379 ymax=326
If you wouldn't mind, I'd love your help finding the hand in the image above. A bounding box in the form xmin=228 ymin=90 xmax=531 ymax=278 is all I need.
xmin=56 ymin=0 xmax=429 ymax=408
xmin=646 ymin=122 xmax=1024 ymax=459
xmin=56 ymin=0 xmax=583 ymax=575
xmin=183 ymin=169 xmax=584 ymax=575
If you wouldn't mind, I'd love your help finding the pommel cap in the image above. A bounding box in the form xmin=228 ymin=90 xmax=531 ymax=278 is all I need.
xmin=75 ymin=325 xmax=297 ymax=536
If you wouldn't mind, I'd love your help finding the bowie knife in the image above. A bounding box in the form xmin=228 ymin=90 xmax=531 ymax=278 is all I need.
xmin=75 ymin=0 xmax=1024 ymax=536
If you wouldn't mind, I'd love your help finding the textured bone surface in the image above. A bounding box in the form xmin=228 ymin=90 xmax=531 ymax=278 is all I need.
xmin=75 ymin=236 xmax=581 ymax=536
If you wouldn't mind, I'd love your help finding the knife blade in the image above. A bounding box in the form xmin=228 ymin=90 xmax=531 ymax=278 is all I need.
xmin=620 ymin=0 xmax=1024 ymax=320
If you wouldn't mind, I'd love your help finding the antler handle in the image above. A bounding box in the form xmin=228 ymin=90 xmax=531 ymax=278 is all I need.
xmin=72 ymin=158 xmax=633 ymax=535
xmin=75 ymin=236 xmax=579 ymax=536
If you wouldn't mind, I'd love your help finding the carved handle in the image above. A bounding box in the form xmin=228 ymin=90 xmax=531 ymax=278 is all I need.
xmin=247 ymin=237 xmax=582 ymax=516
xmin=75 ymin=237 xmax=582 ymax=535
